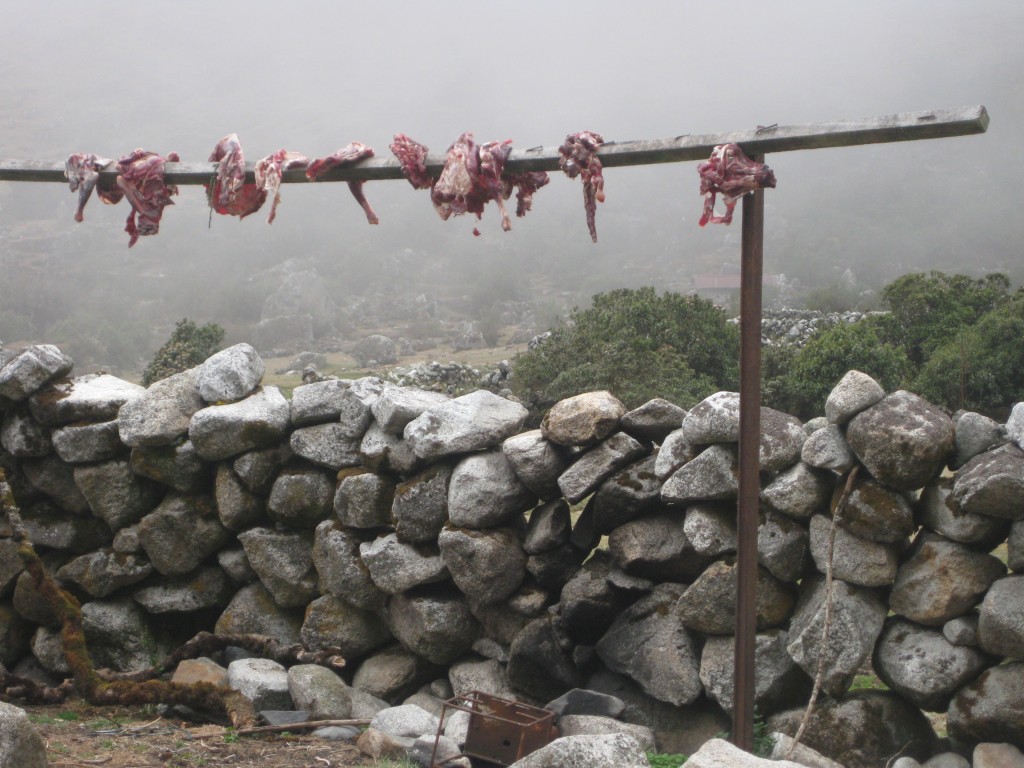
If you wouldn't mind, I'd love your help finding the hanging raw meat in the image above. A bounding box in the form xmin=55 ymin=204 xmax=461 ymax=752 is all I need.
xmin=389 ymin=134 xmax=433 ymax=190
xmin=559 ymin=131 xmax=605 ymax=243
xmin=306 ymin=142 xmax=379 ymax=225
xmin=64 ymin=153 xmax=113 ymax=222
xmin=393 ymin=132 xmax=543 ymax=235
xmin=208 ymin=134 xmax=266 ymax=219
xmin=114 ymin=149 xmax=179 ymax=247
xmin=254 ymin=150 xmax=309 ymax=224
xmin=697 ymin=143 xmax=776 ymax=226
xmin=502 ymin=171 xmax=551 ymax=218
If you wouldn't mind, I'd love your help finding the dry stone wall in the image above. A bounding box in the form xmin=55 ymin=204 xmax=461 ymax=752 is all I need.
xmin=2 ymin=343 xmax=1024 ymax=766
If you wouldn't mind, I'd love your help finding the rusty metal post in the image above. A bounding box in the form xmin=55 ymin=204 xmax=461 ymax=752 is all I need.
xmin=733 ymin=161 xmax=765 ymax=751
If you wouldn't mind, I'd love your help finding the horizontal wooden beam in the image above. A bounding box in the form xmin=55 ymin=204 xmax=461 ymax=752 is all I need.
xmin=0 ymin=105 xmax=989 ymax=185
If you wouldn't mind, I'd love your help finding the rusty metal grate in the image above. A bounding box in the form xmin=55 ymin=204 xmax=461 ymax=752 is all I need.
xmin=431 ymin=690 xmax=556 ymax=767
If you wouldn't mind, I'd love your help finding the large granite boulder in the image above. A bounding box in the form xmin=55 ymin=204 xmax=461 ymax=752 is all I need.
xmin=405 ymin=390 xmax=528 ymax=460
xmin=448 ymin=451 xmax=535 ymax=528
xmin=137 ymin=494 xmax=230 ymax=576
xmin=952 ymin=444 xmax=1024 ymax=521
xmin=845 ymin=390 xmax=954 ymax=491
xmin=595 ymin=583 xmax=703 ymax=707
xmin=188 ymin=386 xmax=291 ymax=461
xmin=767 ymin=691 xmax=937 ymax=768
xmin=540 ymin=391 xmax=627 ymax=447
xmin=300 ymin=594 xmax=391 ymax=659
xmin=889 ymin=532 xmax=1006 ymax=626
xmin=699 ymin=630 xmax=811 ymax=716
xmin=360 ymin=533 xmax=449 ymax=594
xmin=392 ymin=464 xmax=452 ymax=543
xmin=824 ymin=370 xmax=885 ymax=425
xmin=0 ymin=700 xmax=49 ymax=768
xmin=196 ymin=343 xmax=264 ymax=403
xmin=977 ymin=574 xmax=1024 ymax=658
xmin=502 ymin=430 xmax=569 ymax=501
xmin=677 ymin=561 xmax=794 ymax=635
xmin=557 ymin=432 xmax=649 ymax=504
xmin=51 ymin=420 xmax=122 ymax=463
xmin=386 ymin=591 xmax=480 ymax=665
xmin=438 ymin=526 xmax=526 ymax=606
xmin=0 ymin=344 xmax=74 ymax=401
xmin=312 ymin=522 xmax=386 ymax=611
xmin=269 ymin=467 xmax=335 ymax=528
xmin=74 ymin=458 xmax=163 ymax=530
xmin=873 ymin=617 xmax=994 ymax=711
xmin=30 ymin=373 xmax=143 ymax=427
xmin=947 ymin=662 xmax=1024 ymax=750
xmin=786 ymin=577 xmax=887 ymax=697
xmin=117 ymin=367 xmax=204 ymax=447
xmin=237 ymin=527 xmax=317 ymax=608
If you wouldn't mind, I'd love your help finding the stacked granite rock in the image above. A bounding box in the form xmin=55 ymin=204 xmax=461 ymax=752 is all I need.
xmin=2 ymin=344 xmax=1024 ymax=768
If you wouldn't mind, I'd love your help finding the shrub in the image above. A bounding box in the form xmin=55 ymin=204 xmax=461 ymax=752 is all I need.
xmin=142 ymin=319 xmax=225 ymax=386
xmin=512 ymin=287 xmax=739 ymax=410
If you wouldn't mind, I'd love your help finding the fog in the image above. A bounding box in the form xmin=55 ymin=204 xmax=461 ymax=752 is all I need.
xmin=1 ymin=1 xmax=1022 ymax=371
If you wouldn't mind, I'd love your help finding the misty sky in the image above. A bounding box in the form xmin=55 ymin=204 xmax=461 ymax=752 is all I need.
xmin=1 ymin=0 xmax=1023 ymax=352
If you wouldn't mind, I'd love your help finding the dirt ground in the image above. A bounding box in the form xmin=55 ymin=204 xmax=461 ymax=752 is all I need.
xmin=22 ymin=700 xmax=375 ymax=768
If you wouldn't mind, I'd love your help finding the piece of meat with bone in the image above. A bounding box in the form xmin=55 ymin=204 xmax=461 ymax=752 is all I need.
xmin=306 ymin=142 xmax=379 ymax=224
xmin=114 ymin=149 xmax=179 ymax=247
xmin=430 ymin=132 xmax=479 ymax=221
xmin=254 ymin=150 xmax=309 ymax=224
xmin=392 ymin=132 xmax=547 ymax=234
xmin=559 ymin=131 xmax=605 ymax=243
xmin=208 ymin=133 xmax=266 ymax=219
xmin=389 ymin=134 xmax=433 ymax=190
xmin=65 ymin=153 xmax=113 ymax=222
xmin=697 ymin=143 xmax=776 ymax=226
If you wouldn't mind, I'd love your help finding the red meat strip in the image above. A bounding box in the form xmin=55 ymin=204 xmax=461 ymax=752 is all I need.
xmin=114 ymin=149 xmax=179 ymax=247
xmin=390 ymin=134 xmax=433 ymax=190
xmin=473 ymin=140 xmax=513 ymax=231
xmin=208 ymin=133 xmax=266 ymax=219
xmin=255 ymin=150 xmax=309 ymax=224
xmin=64 ymin=153 xmax=113 ymax=222
xmin=502 ymin=171 xmax=551 ymax=218
xmin=559 ymin=131 xmax=605 ymax=243
xmin=306 ymin=142 xmax=379 ymax=225
xmin=697 ymin=143 xmax=776 ymax=226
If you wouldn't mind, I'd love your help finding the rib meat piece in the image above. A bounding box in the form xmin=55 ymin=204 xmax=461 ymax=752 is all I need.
xmin=208 ymin=133 xmax=266 ymax=219
xmin=390 ymin=134 xmax=432 ymax=190
xmin=64 ymin=153 xmax=113 ymax=222
xmin=254 ymin=150 xmax=309 ymax=224
xmin=431 ymin=132 xmax=478 ymax=221
xmin=306 ymin=142 xmax=378 ymax=224
xmin=697 ymin=143 xmax=776 ymax=226
xmin=559 ymin=131 xmax=605 ymax=243
xmin=114 ymin=149 xmax=179 ymax=247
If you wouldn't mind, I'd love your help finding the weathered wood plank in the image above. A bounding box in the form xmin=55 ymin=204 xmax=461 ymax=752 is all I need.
xmin=0 ymin=106 xmax=989 ymax=184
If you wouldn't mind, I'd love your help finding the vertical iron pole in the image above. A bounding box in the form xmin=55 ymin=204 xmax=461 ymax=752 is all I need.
xmin=733 ymin=160 xmax=765 ymax=751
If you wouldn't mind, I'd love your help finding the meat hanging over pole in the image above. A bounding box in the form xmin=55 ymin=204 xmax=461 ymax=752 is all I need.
xmin=306 ymin=142 xmax=379 ymax=225
xmin=114 ymin=149 xmax=180 ymax=247
xmin=254 ymin=150 xmax=309 ymax=224
xmin=502 ymin=171 xmax=551 ymax=218
xmin=389 ymin=134 xmax=433 ymax=190
xmin=392 ymin=132 xmax=546 ymax=235
xmin=697 ymin=143 xmax=776 ymax=226
xmin=64 ymin=153 xmax=113 ymax=222
xmin=207 ymin=134 xmax=267 ymax=219
xmin=559 ymin=131 xmax=605 ymax=243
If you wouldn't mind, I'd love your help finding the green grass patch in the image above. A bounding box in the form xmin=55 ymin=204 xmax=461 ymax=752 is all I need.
xmin=647 ymin=752 xmax=688 ymax=768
